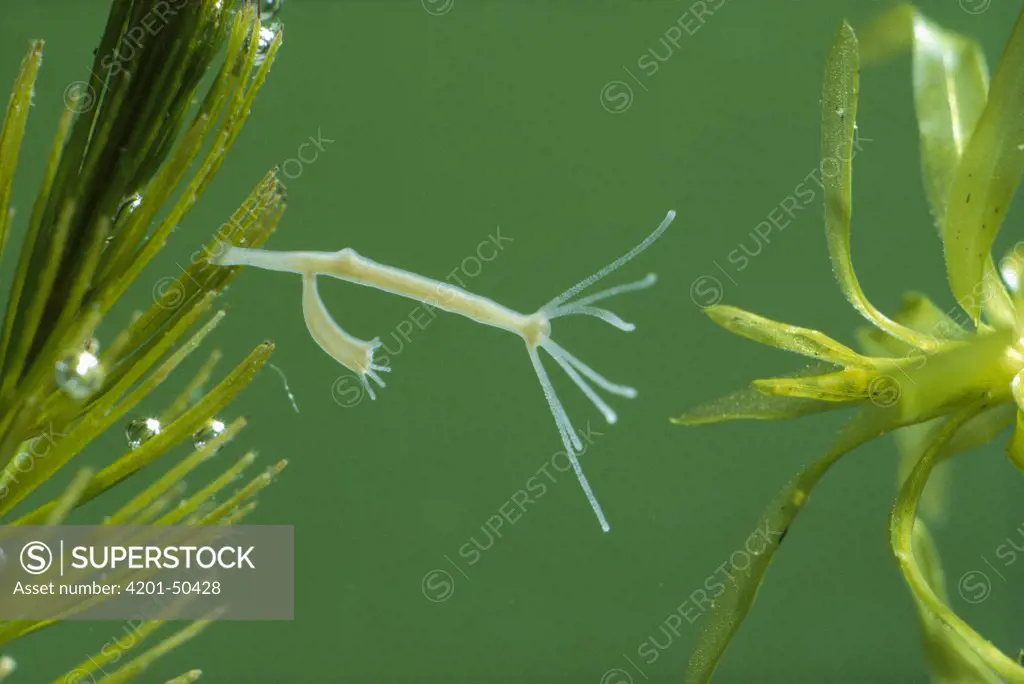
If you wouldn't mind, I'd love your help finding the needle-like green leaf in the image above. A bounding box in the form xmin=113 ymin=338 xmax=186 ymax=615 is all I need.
xmin=93 ymin=612 xmax=222 ymax=684
xmin=199 ymin=459 xmax=287 ymax=526
xmin=12 ymin=342 xmax=273 ymax=525
xmin=0 ymin=41 xmax=42 ymax=262
xmin=0 ymin=4 xmax=289 ymax=678
xmin=52 ymin=620 xmax=167 ymax=684
xmin=106 ymin=417 xmax=246 ymax=526
xmin=156 ymin=451 xmax=257 ymax=525
xmin=0 ymin=104 xmax=72 ymax=376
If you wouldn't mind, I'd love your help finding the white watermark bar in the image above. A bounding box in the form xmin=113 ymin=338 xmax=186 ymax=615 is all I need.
xmin=0 ymin=526 xmax=292 ymax=620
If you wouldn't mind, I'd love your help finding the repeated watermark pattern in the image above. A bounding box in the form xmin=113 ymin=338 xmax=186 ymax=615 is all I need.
xmin=957 ymin=519 xmax=1024 ymax=605
xmin=420 ymin=423 xmax=603 ymax=602
xmin=688 ymin=127 xmax=873 ymax=308
xmin=600 ymin=0 xmax=728 ymax=114
xmin=960 ymin=0 xmax=991 ymax=14
xmin=332 ymin=228 xmax=514 ymax=408
xmin=422 ymin=0 xmax=454 ymax=16
xmin=599 ymin=521 xmax=782 ymax=682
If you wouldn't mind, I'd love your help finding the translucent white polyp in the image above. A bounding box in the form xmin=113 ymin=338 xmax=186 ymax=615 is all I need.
xmin=216 ymin=210 xmax=676 ymax=530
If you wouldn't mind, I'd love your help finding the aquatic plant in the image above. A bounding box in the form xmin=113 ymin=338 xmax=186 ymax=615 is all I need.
xmin=217 ymin=204 xmax=675 ymax=533
xmin=0 ymin=0 xmax=286 ymax=680
xmin=675 ymin=5 xmax=1024 ymax=682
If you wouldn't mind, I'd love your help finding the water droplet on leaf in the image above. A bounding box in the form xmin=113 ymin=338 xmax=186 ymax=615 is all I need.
xmin=260 ymin=0 xmax=283 ymax=20
xmin=255 ymin=22 xmax=281 ymax=67
xmin=125 ymin=417 xmax=162 ymax=450
xmin=192 ymin=419 xmax=227 ymax=450
xmin=82 ymin=337 xmax=100 ymax=356
xmin=1000 ymin=245 xmax=1024 ymax=293
xmin=55 ymin=347 xmax=104 ymax=399
xmin=114 ymin=193 xmax=142 ymax=227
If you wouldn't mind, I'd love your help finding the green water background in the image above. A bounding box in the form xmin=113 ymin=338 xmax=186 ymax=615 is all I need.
xmin=1 ymin=1 xmax=1022 ymax=681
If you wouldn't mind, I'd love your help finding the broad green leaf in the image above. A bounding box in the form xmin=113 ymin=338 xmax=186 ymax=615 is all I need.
xmin=937 ymin=403 xmax=1013 ymax=461
xmin=673 ymin=364 xmax=855 ymax=426
xmin=943 ymin=8 xmax=1024 ymax=324
xmin=1009 ymin=369 xmax=1024 ymax=472
xmin=856 ymin=292 xmax=968 ymax=366
xmin=821 ymin=22 xmax=939 ymax=350
xmin=894 ymin=404 xmax=1014 ymax=525
xmin=893 ymin=401 xmax=1024 ymax=682
xmin=704 ymin=305 xmax=873 ymax=369
xmin=894 ymin=291 xmax=970 ymax=340
xmin=856 ymin=325 xmax=904 ymax=358
xmin=860 ymin=6 xmax=989 ymax=228
xmin=895 ymin=328 xmax=1014 ymax=423
xmin=685 ymin=402 xmax=911 ymax=683
xmin=685 ymin=450 xmax=848 ymax=683
xmin=911 ymin=521 xmax=1003 ymax=684
xmin=860 ymin=6 xmax=1015 ymax=328
xmin=671 ymin=386 xmax=839 ymax=426
xmin=752 ymin=367 xmax=875 ymax=403
xmin=1009 ymin=412 xmax=1024 ymax=473
xmin=856 ymin=287 xmax=989 ymax=527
